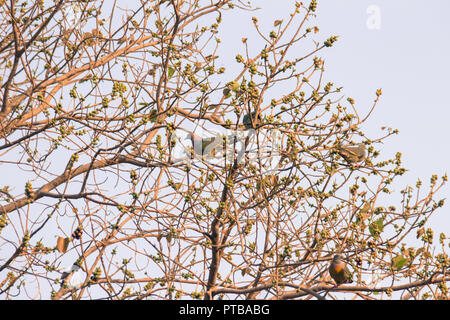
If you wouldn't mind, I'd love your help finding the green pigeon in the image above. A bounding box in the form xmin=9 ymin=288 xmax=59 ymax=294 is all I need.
xmin=181 ymin=129 xmax=222 ymax=156
xmin=243 ymin=111 xmax=262 ymax=129
xmin=337 ymin=143 xmax=366 ymax=164
xmin=329 ymin=254 xmax=353 ymax=286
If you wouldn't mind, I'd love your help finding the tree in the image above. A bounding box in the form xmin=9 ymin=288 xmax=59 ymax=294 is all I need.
xmin=0 ymin=0 xmax=448 ymax=300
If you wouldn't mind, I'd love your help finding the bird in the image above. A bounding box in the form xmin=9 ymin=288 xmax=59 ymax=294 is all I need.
xmin=243 ymin=111 xmax=262 ymax=129
xmin=337 ymin=143 xmax=366 ymax=164
xmin=60 ymin=264 xmax=83 ymax=289
xmin=329 ymin=254 xmax=353 ymax=286
xmin=180 ymin=129 xmax=223 ymax=157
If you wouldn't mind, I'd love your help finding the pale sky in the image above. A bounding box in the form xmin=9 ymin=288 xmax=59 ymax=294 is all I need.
xmin=219 ymin=0 xmax=450 ymax=236
xmin=315 ymin=0 xmax=450 ymax=236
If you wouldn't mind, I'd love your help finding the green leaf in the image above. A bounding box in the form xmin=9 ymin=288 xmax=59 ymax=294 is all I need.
xmin=392 ymin=255 xmax=408 ymax=270
xmin=168 ymin=66 xmax=175 ymax=78
xmin=369 ymin=218 xmax=384 ymax=239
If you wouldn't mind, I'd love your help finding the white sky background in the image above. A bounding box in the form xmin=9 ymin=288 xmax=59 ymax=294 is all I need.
xmin=1 ymin=0 xmax=449 ymax=299
xmin=219 ymin=0 xmax=450 ymax=236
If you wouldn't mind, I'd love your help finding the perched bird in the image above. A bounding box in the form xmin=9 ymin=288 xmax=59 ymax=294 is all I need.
xmin=337 ymin=143 xmax=366 ymax=164
xmin=243 ymin=111 xmax=262 ymax=129
xmin=181 ymin=129 xmax=222 ymax=157
xmin=60 ymin=264 xmax=83 ymax=289
xmin=329 ymin=254 xmax=353 ymax=286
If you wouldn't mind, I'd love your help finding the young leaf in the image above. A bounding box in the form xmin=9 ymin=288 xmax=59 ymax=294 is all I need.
xmin=369 ymin=218 xmax=384 ymax=239
xmin=168 ymin=66 xmax=175 ymax=78
xmin=56 ymin=236 xmax=70 ymax=253
xmin=392 ymin=255 xmax=408 ymax=270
